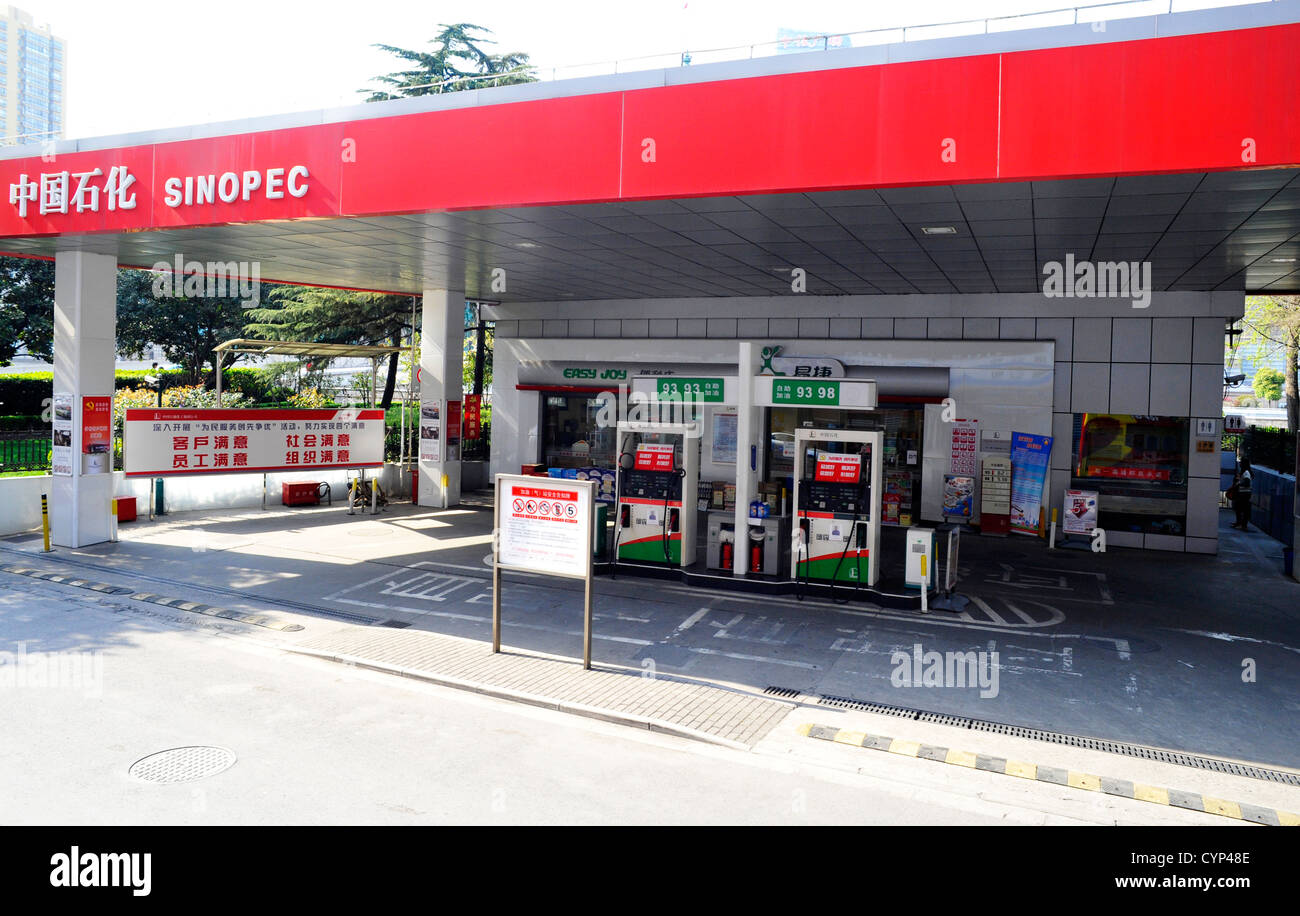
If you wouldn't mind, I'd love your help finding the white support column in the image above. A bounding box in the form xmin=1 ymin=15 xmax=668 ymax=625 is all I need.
xmin=418 ymin=287 xmax=463 ymax=507
xmin=732 ymin=341 xmax=760 ymax=576
xmin=51 ymin=251 xmax=117 ymax=548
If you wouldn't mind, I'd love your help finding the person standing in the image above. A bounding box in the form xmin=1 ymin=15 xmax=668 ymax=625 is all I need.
xmin=1230 ymin=458 xmax=1254 ymax=530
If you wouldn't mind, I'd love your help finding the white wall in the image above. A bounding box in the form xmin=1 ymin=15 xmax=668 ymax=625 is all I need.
xmin=0 ymin=464 xmax=412 ymax=537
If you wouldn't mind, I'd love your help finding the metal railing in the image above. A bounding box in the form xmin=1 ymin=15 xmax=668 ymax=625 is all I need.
xmin=0 ymin=429 xmax=51 ymax=472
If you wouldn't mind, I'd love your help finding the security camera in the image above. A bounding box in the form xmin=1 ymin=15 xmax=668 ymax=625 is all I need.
xmin=1224 ymin=374 xmax=1246 ymax=386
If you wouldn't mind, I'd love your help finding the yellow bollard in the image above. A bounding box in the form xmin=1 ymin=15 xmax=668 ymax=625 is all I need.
xmin=110 ymin=498 xmax=119 ymax=543
xmin=41 ymin=493 xmax=51 ymax=552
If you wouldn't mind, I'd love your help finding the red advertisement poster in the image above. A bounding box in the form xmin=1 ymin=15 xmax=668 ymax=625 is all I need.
xmin=81 ymin=396 xmax=113 ymax=454
xmin=122 ymin=407 xmax=385 ymax=477
xmin=463 ymin=394 xmax=482 ymax=440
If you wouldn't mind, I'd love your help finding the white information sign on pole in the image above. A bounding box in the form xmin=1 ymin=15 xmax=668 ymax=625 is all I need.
xmin=493 ymin=473 xmax=596 ymax=668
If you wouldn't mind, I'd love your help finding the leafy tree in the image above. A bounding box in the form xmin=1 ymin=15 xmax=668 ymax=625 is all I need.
xmin=243 ymin=287 xmax=417 ymax=409
xmin=463 ymin=323 xmax=493 ymax=394
xmin=1239 ymin=296 xmax=1299 ymax=432
xmin=115 ymin=269 xmax=255 ymax=384
xmin=363 ymin=22 xmax=535 ymax=100
xmin=1253 ymin=367 xmax=1284 ymax=403
xmin=0 ymin=255 xmax=54 ymax=366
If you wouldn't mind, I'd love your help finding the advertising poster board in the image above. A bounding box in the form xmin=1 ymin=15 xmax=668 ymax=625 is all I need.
xmin=711 ymin=409 xmax=738 ymax=464
xmin=419 ymin=402 xmax=441 ymax=463
xmin=950 ymin=419 xmax=979 ymax=475
xmin=51 ymin=393 xmax=73 ymax=477
xmin=1062 ymin=489 xmax=1100 ymax=535
xmin=463 ymin=394 xmax=482 ymax=440
xmin=446 ymin=400 xmax=462 ymax=461
xmin=1009 ymin=432 xmax=1053 ymax=535
xmin=942 ymin=474 xmax=975 ymax=521
xmin=124 ymin=408 xmax=384 ymax=476
xmin=81 ymin=396 xmax=113 ymax=454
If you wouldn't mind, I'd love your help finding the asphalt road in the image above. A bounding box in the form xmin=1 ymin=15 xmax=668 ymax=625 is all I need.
xmin=4 ymin=499 xmax=1297 ymax=770
xmin=0 ymin=578 xmax=1152 ymax=826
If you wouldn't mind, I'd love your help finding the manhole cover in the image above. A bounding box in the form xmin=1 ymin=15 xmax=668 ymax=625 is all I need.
xmin=129 ymin=746 xmax=236 ymax=784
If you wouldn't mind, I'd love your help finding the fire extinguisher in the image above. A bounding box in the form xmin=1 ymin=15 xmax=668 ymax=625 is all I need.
xmin=721 ymin=539 xmax=733 ymax=570
xmin=749 ymin=528 xmax=764 ymax=574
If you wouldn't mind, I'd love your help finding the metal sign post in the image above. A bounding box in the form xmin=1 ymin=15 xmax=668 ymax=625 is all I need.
xmin=493 ymin=474 xmax=596 ymax=669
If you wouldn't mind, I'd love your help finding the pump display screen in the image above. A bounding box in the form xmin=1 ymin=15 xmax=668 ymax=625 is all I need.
xmin=814 ymin=452 xmax=861 ymax=484
xmin=634 ymin=443 xmax=676 ymax=472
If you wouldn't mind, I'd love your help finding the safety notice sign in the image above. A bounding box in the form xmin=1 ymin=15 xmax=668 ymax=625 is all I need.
xmin=496 ymin=476 xmax=593 ymax=579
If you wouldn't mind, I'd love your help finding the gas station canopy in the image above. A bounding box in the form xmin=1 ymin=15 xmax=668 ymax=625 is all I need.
xmin=1 ymin=7 xmax=1299 ymax=298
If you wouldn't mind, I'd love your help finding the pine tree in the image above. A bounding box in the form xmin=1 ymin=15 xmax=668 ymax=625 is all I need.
xmin=363 ymin=22 xmax=535 ymax=100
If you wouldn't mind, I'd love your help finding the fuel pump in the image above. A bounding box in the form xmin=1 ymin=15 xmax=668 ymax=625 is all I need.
xmin=614 ymin=422 xmax=699 ymax=568
xmin=791 ymin=428 xmax=883 ymax=590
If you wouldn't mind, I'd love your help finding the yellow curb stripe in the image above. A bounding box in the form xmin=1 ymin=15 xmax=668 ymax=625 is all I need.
xmin=888 ymin=738 xmax=921 ymax=757
xmin=1202 ymin=796 xmax=1242 ymax=819
xmin=1067 ymin=771 xmax=1102 ymax=791
xmin=946 ymin=749 xmax=978 ymax=768
xmin=1006 ymin=760 xmax=1037 ymax=780
xmin=797 ymin=723 xmax=1298 ymax=825
xmin=1133 ymin=784 xmax=1170 ymax=805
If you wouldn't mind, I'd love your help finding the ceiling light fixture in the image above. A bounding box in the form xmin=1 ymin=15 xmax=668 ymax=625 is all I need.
xmin=921 ymin=226 xmax=957 ymax=235
xmin=1269 ymin=257 xmax=1296 ymax=263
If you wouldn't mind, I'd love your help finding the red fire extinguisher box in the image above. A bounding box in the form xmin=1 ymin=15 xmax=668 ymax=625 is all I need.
xmin=282 ymin=481 xmax=322 ymax=507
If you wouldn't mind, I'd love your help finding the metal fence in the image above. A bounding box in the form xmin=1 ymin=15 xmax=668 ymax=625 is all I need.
xmin=0 ymin=430 xmax=51 ymax=472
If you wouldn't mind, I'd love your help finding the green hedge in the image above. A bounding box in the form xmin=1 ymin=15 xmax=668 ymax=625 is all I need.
xmin=0 ymin=366 xmax=299 ymax=413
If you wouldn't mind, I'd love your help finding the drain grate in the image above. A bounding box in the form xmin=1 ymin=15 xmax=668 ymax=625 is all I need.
xmin=813 ymin=695 xmax=1300 ymax=787
xmin=817 ymin=694 xmax=917 ymax=719
xmin=763 ymin=686 xmax=801 ymax=699
xmin=129 ymin=746 xmax=237 ymax=784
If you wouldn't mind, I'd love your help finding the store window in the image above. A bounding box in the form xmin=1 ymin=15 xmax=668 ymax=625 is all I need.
xmin=1072 ymin=414 xmax=1189 ymax=535
xmin=767 ymin=403 xmax=925 ymax=526
xmin=541 ymin=393 xmax=616 ymax=469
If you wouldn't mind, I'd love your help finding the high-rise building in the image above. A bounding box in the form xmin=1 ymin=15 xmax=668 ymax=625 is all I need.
xmin=0 ymin=5 xmax=65 ymax=146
